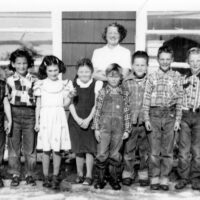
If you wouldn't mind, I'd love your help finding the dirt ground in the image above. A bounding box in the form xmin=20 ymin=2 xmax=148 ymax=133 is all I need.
xmin=0 ymin=160 xmax=199 ymax=200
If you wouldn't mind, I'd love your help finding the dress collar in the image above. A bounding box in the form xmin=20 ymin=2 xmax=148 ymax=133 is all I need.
xmin=76 ymin=78 xmax=93 ymax=88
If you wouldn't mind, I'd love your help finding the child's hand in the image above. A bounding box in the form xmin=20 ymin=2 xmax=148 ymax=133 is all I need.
xmin=145 ymin=121 xmax=152 ymax=131
xmin=174 ymin=121 xmax=180 ymax=132
xmin=68 ymin=88 xmax=77 ymax=98
xmin=76 ymin=117 xmax=84 ymax=126
xmin=122 ymin=132 xmax=129 ymax=140
xmin=80 ymin=118 xmax=91 ymax=129
xmin=34 ymin=122 xmax=40 ymax=132
xmin=5 ymin=121 xmax=12 ymax=136
xmin=95 ymin=130 xmax=101 ymax=143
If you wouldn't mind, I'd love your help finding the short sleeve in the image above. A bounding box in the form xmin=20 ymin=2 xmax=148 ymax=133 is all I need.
xmin=63 ymin=79 xmax=76 ymax=98
xmin=33 ymin=80 xmax=43 ymax=96
xmin=95 ymin=80 xmax=103 ymax=95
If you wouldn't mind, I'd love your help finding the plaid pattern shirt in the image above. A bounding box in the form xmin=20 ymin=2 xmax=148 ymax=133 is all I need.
xmin=143 ymin=68 xmax=183 ymax=122
xmin=92 ymin=85 xmax=131 ymax=133
xmin=0 ymin=80 xmax=7 ymax=112
xmin=123 ymin=73 xmax=147 ymax=125
xmin=182 ymin=71 xmax=200 ymax=111
xmin=7 ymin=72 xmax=38 ymax=107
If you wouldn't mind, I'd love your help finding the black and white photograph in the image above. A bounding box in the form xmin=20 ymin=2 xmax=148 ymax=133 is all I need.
xmin=0 ymin=0 xmax=200 ymax=199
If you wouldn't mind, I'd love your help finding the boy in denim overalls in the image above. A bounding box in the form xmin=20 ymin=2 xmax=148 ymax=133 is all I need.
xmin=93 ymin=63 xmax=131 ymax=190
xmin=143 ymin=45 xmax=183 ymax=191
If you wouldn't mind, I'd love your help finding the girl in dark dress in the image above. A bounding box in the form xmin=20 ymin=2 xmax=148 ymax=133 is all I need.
xmin=69 ymin=58 xmax=103 ymax=185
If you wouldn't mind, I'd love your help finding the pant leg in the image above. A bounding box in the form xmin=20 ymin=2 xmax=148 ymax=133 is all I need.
xmin=190 ymin=113 xmax=200 ymax=179
xmin=96 ymin=116 xmax=111 ymax=163
xmin=137 ymin=125 xmax=150 ymax=180
xmin=148 ymin=115 xmax=162 ymax=184
xmin=177 ymin=117 xmax=191 ymax=180
xmin=122 ymin=125 xmax=139 ymax=179
xmin=21 ymin=107 xmax=36 ymax=176
xmin=109 ymin=116 xmax=124 ymax=163
xmin=8 ymin=107 xmax=22 ymax=176
xmin=160 ymin=112 xmax=175 ymax=184
xmin=0 ymin=113 xmax=5 ymax=166
xmin=138 ymin=125 xmax=149 ymax=170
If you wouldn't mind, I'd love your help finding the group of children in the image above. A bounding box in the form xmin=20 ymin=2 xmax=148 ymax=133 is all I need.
xmin=0 ymin=45 xmax=200 ymax=192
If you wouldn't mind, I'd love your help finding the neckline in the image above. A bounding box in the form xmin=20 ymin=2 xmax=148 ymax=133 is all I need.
xmin=76 ymin=78 xmax=93 ymax=88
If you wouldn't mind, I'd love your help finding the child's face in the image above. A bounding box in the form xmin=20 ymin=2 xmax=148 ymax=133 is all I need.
xmin=46 ymin=64 xmax=59 ymax=81
xmin=12 ymin=57 xmax=28 ymax=76
xmin=132 ymin=58 xmax=147 ymax=77
xmin=106 ymin=26 xmax=120 ymax=46
xmin=77 ymin=65 xmax=92 ymax=83
xmin=158 ymin=52 xmax=173 ymax=72
xmin=107 ymin=71 xmax=121 ymax=88
xmin=188 ymin=53 xmax=200 ymax=74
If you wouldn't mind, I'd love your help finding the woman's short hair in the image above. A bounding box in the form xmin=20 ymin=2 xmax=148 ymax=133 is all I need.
xmin=102 ymin=22 xmax=127 ymax=43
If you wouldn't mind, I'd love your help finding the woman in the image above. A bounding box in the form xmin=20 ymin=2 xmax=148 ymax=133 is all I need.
xmin=92 ymin=22 xmax=131 ymax=81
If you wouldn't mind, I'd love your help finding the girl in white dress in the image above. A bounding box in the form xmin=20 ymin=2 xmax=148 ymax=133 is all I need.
xmin=34 ymin=55 xmax=75 ymax=189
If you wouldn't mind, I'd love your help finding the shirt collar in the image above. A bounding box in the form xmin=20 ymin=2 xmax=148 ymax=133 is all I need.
xmin=13 ymin=72 xmax=32 ymax=81
xmin=125 ymin=72 xmax=147 ymax=82
xmin=105 ymin=84 xmax=123 ymax=95
xmin=158 ymin=67 xmax=172 ymax=75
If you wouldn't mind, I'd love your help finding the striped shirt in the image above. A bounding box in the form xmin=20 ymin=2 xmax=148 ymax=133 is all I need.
xmin=92 ymin=85 xmax=131 ymax=133
xmin=182 ymin=71 xmax=200 ymax=111
xmin=123 ymin=73 xmax=147 ymax=125
xmin=143 ymin=68 xmax=183 ymax=122
xmin=7 ymin=72 xmax=38 ymax=107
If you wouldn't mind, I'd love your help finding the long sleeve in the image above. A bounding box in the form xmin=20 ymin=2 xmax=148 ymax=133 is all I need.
xmin=143 ymin=75 xmax=153 ymax=122
xmin=92 ymin=89 xmax=105 ymax=130
xmin=123 ymin=91 xmax=132 ymax=133
xmin=175 ymin=75 xmax=183 ymax=122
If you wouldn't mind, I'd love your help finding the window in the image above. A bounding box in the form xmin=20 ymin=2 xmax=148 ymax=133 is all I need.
xmin=146 ymin=11 xmax=200 ymax=73
xmin=0 ymin=12 xmax=52 ymax=77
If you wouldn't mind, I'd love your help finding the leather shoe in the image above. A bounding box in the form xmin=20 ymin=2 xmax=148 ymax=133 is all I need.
xmin=150 ymin=184 xmax=160 ymax=190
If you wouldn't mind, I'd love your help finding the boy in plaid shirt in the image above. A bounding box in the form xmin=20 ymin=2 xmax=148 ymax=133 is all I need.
xmin=0 ymin=78 xmax=12 ymax=188
xmin=143 ymin=45 xmax=183 ymax=191
xmin=175 ymin=47 xmax=200 ymax=190
xmin=6 ymin=49 xmax=38 ymax=187
xmin=122 ymin=51 xmax=150 ymax=187
xmin=93 ymin=63 xmax=131 ymax=190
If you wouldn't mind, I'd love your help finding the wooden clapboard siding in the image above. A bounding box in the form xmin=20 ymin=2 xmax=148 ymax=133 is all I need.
xmin=62 ymin=12 xmax=136 ymax=80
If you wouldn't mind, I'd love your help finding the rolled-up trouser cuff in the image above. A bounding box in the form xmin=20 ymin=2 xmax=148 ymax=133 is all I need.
xmin=138 ymin=169 xmax=148 ymax=180
xmin=150 ymin=177 xmax=160 ymax=185
xmin=122 ymin=170 xmax=135 ymax=179
xmin=160 ymin=177 xmax=169 ymax=185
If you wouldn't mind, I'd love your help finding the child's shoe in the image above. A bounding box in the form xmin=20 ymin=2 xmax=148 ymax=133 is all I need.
xmin=150 ymin=184 xmax=160 ymax=190
xmin=83 ymin=177 xmax=93 ymax=186
xmin=10 ymin=175 xmax=20 ymax=187
xmin=75 ymin=176 xmax=84 ymax=184
xmin=139 ymin=179 xmax=149 ymax=187
xmin=25 ymin=175 xmax=36 ymax=186
xmin=160 ymin=184 xmax=169 ymax=191
xmin=175 ymin=179 xmax=188 ymax=190
xmin=51 ymin=175 xmax=60 ymax=190
xmin=122 ymin=178 xmax=132 ymax=186
xmin=94 ymin=161 xmax=107 ymax=189
xmin=108 ymin=160 xmax=121 ymax=190
xmin=43 ymin=176 xmax=51 ymax=188
xmin=191 ymin=178 xmax=200 ymax=190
